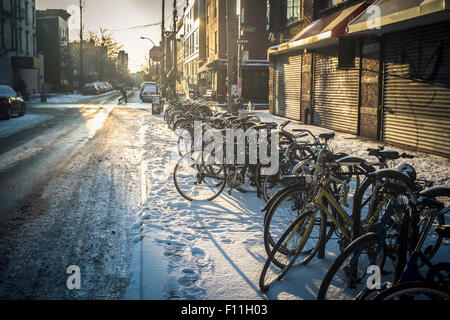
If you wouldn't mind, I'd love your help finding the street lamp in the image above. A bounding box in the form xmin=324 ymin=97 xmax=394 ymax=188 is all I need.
xmin=140 ymin=37 xmax=158 ymax=82
xmin=140 ymin=36 xmax=157 ymax=47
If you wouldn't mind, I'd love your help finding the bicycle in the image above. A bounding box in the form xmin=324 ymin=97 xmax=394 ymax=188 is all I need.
xmin=317 ymin=180 xmax=449 ymax=300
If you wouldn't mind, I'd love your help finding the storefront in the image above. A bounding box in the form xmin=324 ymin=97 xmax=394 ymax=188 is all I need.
xmin=347 ymin=0 xmax=450 ymax=156
xmin=268 ymin=2 xmax=367 ymax=126
xmin=241 ymin=60 xmax=269 ymax=105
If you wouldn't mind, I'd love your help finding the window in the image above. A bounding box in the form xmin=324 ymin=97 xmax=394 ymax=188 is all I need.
xmin=214 ymin=30 xmax=217 ymax=54
xmin=10 ymin=23 xmax=15 ymax=50
xmin=214 ymin=0 xmax=217 ymax=17
xmin=266 ymin=0 xmax=270 ymax=31
xmin=19 ymin=27 xmax=22 ymax=53
xmin=26 ymin=31 xmax=29 ymax=55
xmin=25 ymin=2 xmax=29 ymax=25
xmin=282 ymin=0 xmax=303 ymax=26
xmin=0 ymin=20 xmax=4 ymax=48
xmin=318 ymin=0 xmax=347 ymax=11
xmin=194 ymin=31 xmax=198 ymax=52
xmin=243 ymin=70 xmax=269 ymax=100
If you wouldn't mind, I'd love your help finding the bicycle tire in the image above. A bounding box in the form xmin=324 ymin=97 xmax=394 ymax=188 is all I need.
xmin=260 ymin=212 xmax=318 ymax=291
xmin=259 ymin=211 xmax=320 ymax=291
xmin=173 ymin=151 xmax=226 ymax=201
xmin=317 ymin=232 xmax=387 ymax=300
xmin=263 ymin=187 xmax=324 ymax=262
xmin=372 ymin=281 xmax=450 ymax=300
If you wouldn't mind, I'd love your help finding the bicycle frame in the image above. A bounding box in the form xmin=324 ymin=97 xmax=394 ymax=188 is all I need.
xmin=310 ymin=176 xmax=387 ymax=242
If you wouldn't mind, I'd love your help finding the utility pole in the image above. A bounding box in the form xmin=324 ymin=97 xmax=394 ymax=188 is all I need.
xmin=237 ymin=1 xmax=242 ymax=107
xmin=79 ymin=0 xmax=84 ymax=88
xmin=226 ymin=0 xmax=237 ymax=113
xmin=161 ymin=0 xmax=166 ymax=97
xmin=172 ymin=0 xmax=178 ymax=98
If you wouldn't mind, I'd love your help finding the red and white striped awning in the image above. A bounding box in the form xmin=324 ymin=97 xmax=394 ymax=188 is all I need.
xmin=268 ymin=2 xmax=367 ymax=56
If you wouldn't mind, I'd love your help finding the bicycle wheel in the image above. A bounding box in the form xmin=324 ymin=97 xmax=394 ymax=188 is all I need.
xmin=372 ymin=281 xmax=450 ymax=300
xmin=262 ymin=174 xmax=294 ymax=203
xmin=263 ymin=188 xmax=324 ymax=264
xmin=173 ymin=150 xmax=226 ymax=201
xmin=260 ymin=210 xmax=324 ymax=291
xmin=234 ymin=165 xmax=260 ymax=194
xmin=415 ymin=187 xmax=450 ymax=263
xmin=318 ymin=232 xmax=387 ymax=300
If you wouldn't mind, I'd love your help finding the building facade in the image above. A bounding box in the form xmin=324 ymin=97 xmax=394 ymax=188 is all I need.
xmin=181 ymin=0 xmax=206 ymax=98
xmin=237 ymin=0 xmax=271 ymax=104
xmin=268 ymin=0 xmax=450 ymax=157
xmin=36 ymin=9 xmax=70 ymax=92
xmin=198 ymin=0 xmax=270 ymax=103
xmin=199 ymin=0 xmax=227 ymax=102
xmin=0 ymin=0 xmax=40 ymax=97
xmin=117 ymin=50 xmax=129 ymax=82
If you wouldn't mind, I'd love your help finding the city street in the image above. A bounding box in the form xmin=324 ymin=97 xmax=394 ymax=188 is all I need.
xmin=0 ymin=91 xmax=146 ymax=299
xmin=0 ymin=93 xmax=448 ymax=300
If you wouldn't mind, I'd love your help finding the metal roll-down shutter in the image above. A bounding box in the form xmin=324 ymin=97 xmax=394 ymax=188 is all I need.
xmin=382 ymin=21 xmax=450 ymax=157
xmin=274 ymin=53 xmax=301 ymax=120
xmin=313 ymin=46 xmax=360 ymax=134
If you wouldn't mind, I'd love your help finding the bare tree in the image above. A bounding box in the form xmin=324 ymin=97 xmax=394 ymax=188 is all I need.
xmin=87 ymin=28 xmax=123 ymax=58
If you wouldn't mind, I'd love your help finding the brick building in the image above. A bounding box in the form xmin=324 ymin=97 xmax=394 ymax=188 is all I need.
xmin=0 ymin=0 xmax=41 ymax=97
xmin=36 ymin=9 xmax=70 ymax=92
xmin=198 ymin=0 xmax=271 ymax=104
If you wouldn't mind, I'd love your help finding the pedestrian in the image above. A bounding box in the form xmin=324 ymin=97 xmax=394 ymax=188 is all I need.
xmin=119 ymin=83 xmax=128 ymax=104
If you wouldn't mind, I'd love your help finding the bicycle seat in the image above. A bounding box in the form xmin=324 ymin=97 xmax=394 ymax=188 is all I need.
xmin=336 ymin=156 xmax=367 ymax=167
xmin=397 ymin=163 xmax=417 ymax=181
xmin=378 ymin=150 xmax=400 ymax=160
xmin=319 ymin=132 xmax=335 ymax=141
xmin=435 ymin=225 xmax=450 ymax=239
xmin=253 ymin=122 xmax=277 ymax=130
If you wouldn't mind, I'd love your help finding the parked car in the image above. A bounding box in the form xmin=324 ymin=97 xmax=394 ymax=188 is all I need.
xmin=83 ymin=83 xmax=99 ymax=95
xmin=0 ymin=85 xmax=26 ymax=119
xmin=139 ymin=82 xmax=159 ymax=102
xmin=93 ymin=82 xmax=106 ymax=93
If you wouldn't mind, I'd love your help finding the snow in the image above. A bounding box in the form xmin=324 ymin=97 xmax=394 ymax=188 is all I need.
xmin=0 ymin=105 xmax=115 ymax=172
xmin=0 ymin=114 xmax=54 ymax=139
xmin=2 ymin=95 xmax=447 ymax=299
xmin=28 ymin=90 xmax=120 ymax=105
xmin=125 ymin=108 xmax=449 ymax=300
xmin=28 ymin=93 xmax=86 ymax=104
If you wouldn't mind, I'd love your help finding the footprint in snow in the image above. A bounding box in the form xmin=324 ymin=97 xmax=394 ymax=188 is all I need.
xmin=191 ymin=247 xmax=206 ymax=259
xmin=177 ymin=268 xmax=199 ymax=287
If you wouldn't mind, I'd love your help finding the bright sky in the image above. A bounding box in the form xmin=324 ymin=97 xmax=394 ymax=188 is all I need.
xmin=36 ymin=0 xmax=173 ymax=73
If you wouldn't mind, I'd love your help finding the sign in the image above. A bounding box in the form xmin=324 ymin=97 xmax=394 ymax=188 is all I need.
xmin=242 ymin=26 xmax=256 ymax=33
xmin=231 ymin=84 xmax=241 ymax=97
xmin=237 ymin=38 xmax=249 ymax=45
xmin=150 ymin=46 xmax=164 ymax=62
xmin=242 ymin=50 xmax=249 ymax=62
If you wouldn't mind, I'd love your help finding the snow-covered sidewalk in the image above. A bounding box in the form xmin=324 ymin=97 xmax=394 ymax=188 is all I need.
xmin=28 ymin=93 xmax=87 ymax=104
xmin=124 ymin=110 xmax=449 ymax=300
